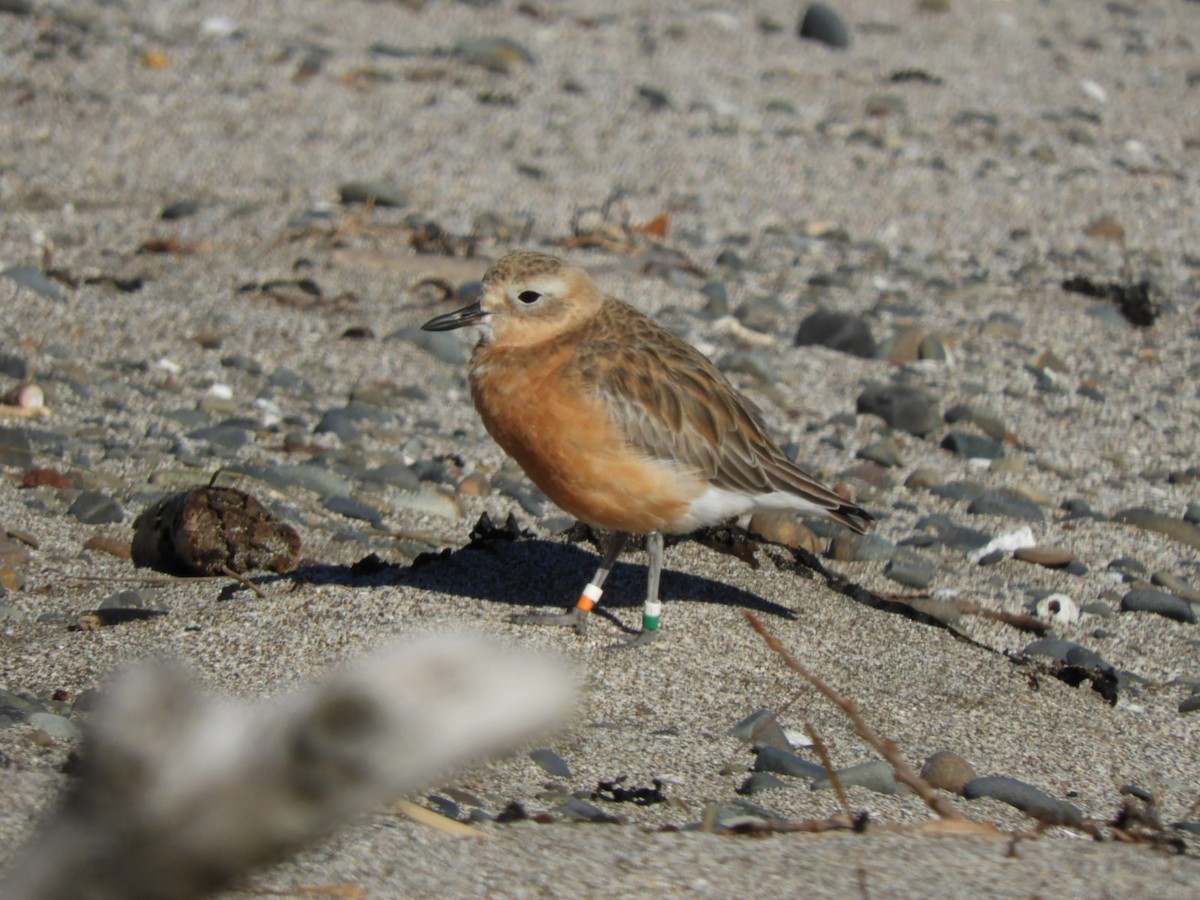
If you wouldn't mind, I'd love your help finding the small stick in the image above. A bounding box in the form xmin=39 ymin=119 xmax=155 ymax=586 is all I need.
xmin=744 ymin=611 xmax=965 ymax=822
xmin=221 ymin=564 xmax=268 ymax=600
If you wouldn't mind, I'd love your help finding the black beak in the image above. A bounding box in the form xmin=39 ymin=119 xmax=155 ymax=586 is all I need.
xmin=421 ymin=301 xmax=488 ymax=332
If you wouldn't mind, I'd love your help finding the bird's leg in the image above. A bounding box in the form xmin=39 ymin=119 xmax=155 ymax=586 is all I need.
xmin=614 ymin=531 xmax=665 ymax=649
xmin=508 ymin=532 xmax=629 ymax=635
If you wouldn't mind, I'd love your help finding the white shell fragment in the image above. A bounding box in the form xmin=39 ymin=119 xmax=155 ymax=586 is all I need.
xmin=967 ymin=525 xmax=1037 ymax=563
xmin=1036 ymin=593 xmax=1080 ymax=626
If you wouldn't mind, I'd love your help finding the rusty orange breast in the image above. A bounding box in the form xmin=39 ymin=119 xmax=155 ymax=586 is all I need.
xmin=469 ymin=341 xmax=699 ymax=533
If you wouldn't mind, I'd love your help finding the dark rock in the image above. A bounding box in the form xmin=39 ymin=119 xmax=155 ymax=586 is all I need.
xmin=69 ymin=491 xmax=125 ymax=525
xmin=883 ymin=550 xmax=936 ymax=589
xmin=737 ymin=772 xmax=789 ymax=795
xmin=754 ymin=745 xmax=825 ymax=780
xmin=0 ymin=427 xmax=34 ymax=469
xmin=798 ymin=2 xmax=850 ymax=48
xmin=962 ymin=775 xmax=1083 ymax=827
xmin=797 ymin=309 xmax=876 ymax=358
xmin=941 ymin=430 xmax=1005 ymax=460
xmin=966 ymin=490 xmax=1044 ymax=522
xmin=1120 ymin=588 xmax=1195 ymax=624
xmin=855 ymin=383 xmax=937 ymax=436
xmin=160 ymin=200 xmax=199 ymax=220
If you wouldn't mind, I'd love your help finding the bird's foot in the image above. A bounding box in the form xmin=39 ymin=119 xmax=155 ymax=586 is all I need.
xmin=609 ymin=627 xmax=664 ymax=651
xmin=507 ymin=606 xmax=589 ymax=635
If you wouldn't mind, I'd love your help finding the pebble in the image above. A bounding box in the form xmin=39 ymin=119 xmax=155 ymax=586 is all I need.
xmin=941 ymin=430 xmax=1005 ymax=460
xmin=1023 ymin=638 xmax=1082 ymax=663
xmin=0 ymin=426 xmax=34 ymax=469
xmin=1014 ymin=546 xmax=1074 ymax=569
xmin=27 ymin=711 xmax=81 ymax=741
xmin=737 ymin=772 xmax=789 ymax=795
xmin=0 ymin=688 xmax=47 ymax=724
xmin=1112 ymin=508 xmax=1200 ymax=551
xmin=753 ymin=745 xmax=825 ymax=780
xmin=962 ymin=775 xmax=1083 ymax=827
xmin=1151 ymin=572 xmax=1200 ymax=604
xmin=98 ymin=589 xmax=151 ymax=610
xmin=812 ymin=760 xmax=896 ymax=795
xmin=160 ymin=200 xmax=199 ymax=220
xmin=747 ymin=511 xmax=820 ymax=552
xmin=452 ymin=37 xmax=535 ymax=74
xmin=1120 ymin=588 xmax=1195 ymax=624
xmin=966 ymin=491 xmax=1044 ymax=523
xmin=324 ymin=495 xmax=385 ymax=528
xmin=797 ymin=2 xmax=850 ymax=48
xmin=727 ymin=709 xmax=792 ymax=751
xmin=529 ymin=748 xmax=572 ymax=778
xmin=0 ymin=266 xmax=65 ymax=301
xmin=387 ymin=326 xmax=467 ymax=366
xmin=68 ymin=490 xmax=125 ymax=525
xmin=855 ymin=383 xmax=938 ymax=436
xmin=338 ymin=179 xmax=408 ymax=208
xmin=828 ymin=530 xmax=895 ymax=562
xmin=943 ymin=403 xmax=1010 ymax=441
xmin=883 ymin=550 xmax=936 ymax=589
xmin=856 ymin=438 xmax=902 ymax=468
xmin=920 ymin=751 xmax=977 ymax=794
xmin=796 ymin=309 xmax=876 ymax=359
xmin=555 ymin=797 xmax=619 ymax=824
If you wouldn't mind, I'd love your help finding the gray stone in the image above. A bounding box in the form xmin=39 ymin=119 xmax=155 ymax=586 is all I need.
xmin=883 ymin=550 xmax=935 ymax=589
xmin=941 ymin=430 xmax=1005 ymax=460
xmin=754 ymin=746 xmax=826 ymax=780
xmin=1023 ymin=639 xmax=1082 ymax=662
xmin=1112 ymin=508 xmax=1200 ymax=550
xmin=727 ymin=709 xmax=792 ymax=751
xmin=812 ymin=760 xmax=896 ymax=794
xmin=1 ymin=266 xmax=64 ymax=301
xmin=855 ymin=383 xmax=937 ymax=436
xmin=556 ymin=797 xmax=619 ymax=823
xmin=69 ymin=491 xmax=125 ymax=525
xmin=98 ymin=589 xmax=151 ymax=610
xmin=28 ymin=712 xmax=81 ymax=741
xmin=0 ymin=426 xmax=34 ymax=470
xmin=186 ymin=425 xmax=251 ymax=449
xmin=1121 ymin=588 xmax=1195 ymax=624
xmin=962 ymin=775 xmax=1083 ymax=827
xmin=529 ymin=748 xmax=572 ymax=778
xmin=324 ymin=495 xmax=385 ymax=528
xmin=796 ymin=309 xmax=876 ymax=359
xmin=387 ymin=326 xmax=466 ymax=366
xmin=798 ymin=2 xmax=850 ymax=49
xmin=737 ymin=772 xmax=789 ymax=795
xmin=967 ymin=490 xmax=1044 ymax=522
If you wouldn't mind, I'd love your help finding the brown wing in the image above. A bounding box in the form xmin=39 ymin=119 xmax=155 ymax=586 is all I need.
xmin=566 ymin=299 xmax=871 ymax=533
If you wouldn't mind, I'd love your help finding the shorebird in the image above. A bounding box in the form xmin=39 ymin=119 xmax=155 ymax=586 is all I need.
xmin=423 ymin=251 xmax=871 ymax=645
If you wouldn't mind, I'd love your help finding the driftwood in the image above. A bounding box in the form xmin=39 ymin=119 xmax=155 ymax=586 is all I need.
xmin=6 ymin=634 xmax=575 ymax=900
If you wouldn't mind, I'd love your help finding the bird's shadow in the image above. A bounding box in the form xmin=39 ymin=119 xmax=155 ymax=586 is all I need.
xmin=284 ymin=529 xmax=797 ymax=631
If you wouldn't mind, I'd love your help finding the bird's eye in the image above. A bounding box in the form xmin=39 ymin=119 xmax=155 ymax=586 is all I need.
xmin=517 ymin=290 xmax=542 ymax=304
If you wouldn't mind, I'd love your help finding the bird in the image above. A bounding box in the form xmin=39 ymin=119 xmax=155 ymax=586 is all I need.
xmin=422 ymin=250 xmax=871 ymax=646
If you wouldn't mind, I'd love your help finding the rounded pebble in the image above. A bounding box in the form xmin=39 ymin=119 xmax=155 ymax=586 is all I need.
xmin=920 ymin=750 xmax=977 ymax=794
